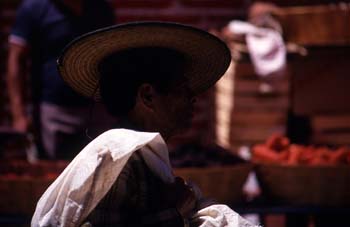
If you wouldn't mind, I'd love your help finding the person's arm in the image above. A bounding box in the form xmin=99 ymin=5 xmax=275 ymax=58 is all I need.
xmin=140 ymin=177 xmax=196 ymax=227
xmin=6 ymin=0 xmax=41 ymax=132
xmin=6 ymin=42 xmax=30 ymax=132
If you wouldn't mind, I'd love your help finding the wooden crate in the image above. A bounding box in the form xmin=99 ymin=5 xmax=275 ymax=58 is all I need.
xmin=256 ymin=164 xmax=350 ymax=206
xmin=174 ymin=163 xmax=252 ymax=205
xmin=0 ymin=161 xmax=68 ymax=216
xmin=225 ymin=60 xmax=289 ymax=150
xmin=311 ymin=114 xmax=350 ymax=146
xmin=276 ymin=5 xmax=350 ymax=45
xmin=0 ymin=177 xmax=53 ymax=215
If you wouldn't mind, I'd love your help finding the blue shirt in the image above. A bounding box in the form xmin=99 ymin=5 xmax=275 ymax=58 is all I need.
xmin=10 ymin=0 xmax=115 ymax=106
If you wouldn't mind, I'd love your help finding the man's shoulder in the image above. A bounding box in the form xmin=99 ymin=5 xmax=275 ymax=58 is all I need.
xmin=10 ymin=0 xmax=52 ymax=42
xmin=16 ymin=0 xmax=52 ymax=20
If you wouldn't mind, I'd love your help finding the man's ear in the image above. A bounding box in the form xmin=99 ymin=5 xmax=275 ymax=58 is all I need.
xmin=137 ymin=83 xmax=156 ymax=110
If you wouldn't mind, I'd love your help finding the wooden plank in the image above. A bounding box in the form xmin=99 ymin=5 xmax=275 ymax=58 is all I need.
xmin=312 ymin=132 xmax=350 ymax=145
xmin=292 ymin=47 xmax=350 ymax=114
xmin=230 ymin=126 xmax=286 ymax=143
xmin=231 ymin=139 xmax=265 ymax=148
xmin=266 ymin=0 xmax=345 ymax=7
xmin=276 ymin=5 xmax=349 ymax=45
xmin=312 ymin=114 xmax=350 ymax=132
xmin=179 ymin=0 xmax=246 ymax=8
xmin=234 ymin=96 xmax=289 ymax=112
xmin=234 ymin=63 xmax=258 ymax=80
xmin=235 ymin=79 xmax=289 ymax=95
xmin=231 ymin=111 xmax=287 ymax=126
xmin=115 ymin=0 xmax=172 ymax=8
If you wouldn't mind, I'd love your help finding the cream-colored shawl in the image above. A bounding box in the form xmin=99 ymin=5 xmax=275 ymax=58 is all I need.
xmin=31 ymin=129 xmax=258 ymax=227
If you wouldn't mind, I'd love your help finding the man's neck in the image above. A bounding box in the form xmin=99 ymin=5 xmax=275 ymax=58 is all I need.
xmin=117 ymin=116 xmax=171 ymax=142
xmin=116 ymin=118 xmax=139 ymax=131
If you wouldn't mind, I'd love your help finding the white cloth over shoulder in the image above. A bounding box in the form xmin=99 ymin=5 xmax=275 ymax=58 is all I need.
xmin=31 ymin=129 xmax=258 ymax=227
xmin=31 ymin=129 xmax=171 ymax=227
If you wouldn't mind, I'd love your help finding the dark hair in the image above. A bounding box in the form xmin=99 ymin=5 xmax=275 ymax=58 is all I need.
xmin=98 ymin=47 xmax=187 ymax=117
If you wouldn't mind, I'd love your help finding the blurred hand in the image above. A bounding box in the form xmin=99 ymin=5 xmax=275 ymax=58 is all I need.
xmin=221 ymin=26 xmax=233 ymax=39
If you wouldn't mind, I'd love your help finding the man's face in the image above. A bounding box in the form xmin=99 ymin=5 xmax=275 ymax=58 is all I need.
xmin=152 ymin=82 xmax=196 ymax=138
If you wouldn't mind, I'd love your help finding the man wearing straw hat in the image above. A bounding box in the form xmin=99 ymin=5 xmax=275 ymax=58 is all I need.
xmin=32 ymin=22 xmax=257 ymax=227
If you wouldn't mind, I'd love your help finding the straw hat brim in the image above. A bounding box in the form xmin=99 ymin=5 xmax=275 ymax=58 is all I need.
xmin=57 ymin=22 xmax=231 ymax=100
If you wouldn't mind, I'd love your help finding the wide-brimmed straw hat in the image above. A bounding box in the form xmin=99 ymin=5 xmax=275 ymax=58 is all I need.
xmin=57 ymin=22 xmax=231 ymax=100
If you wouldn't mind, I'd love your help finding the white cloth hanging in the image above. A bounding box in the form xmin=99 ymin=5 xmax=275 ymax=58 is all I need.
xmin=228 ymin=20 xmax=286 ymax=77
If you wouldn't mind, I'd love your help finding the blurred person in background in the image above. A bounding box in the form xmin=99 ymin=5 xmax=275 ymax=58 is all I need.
xmin=6 ymin=0 xmax=116 ymax=160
